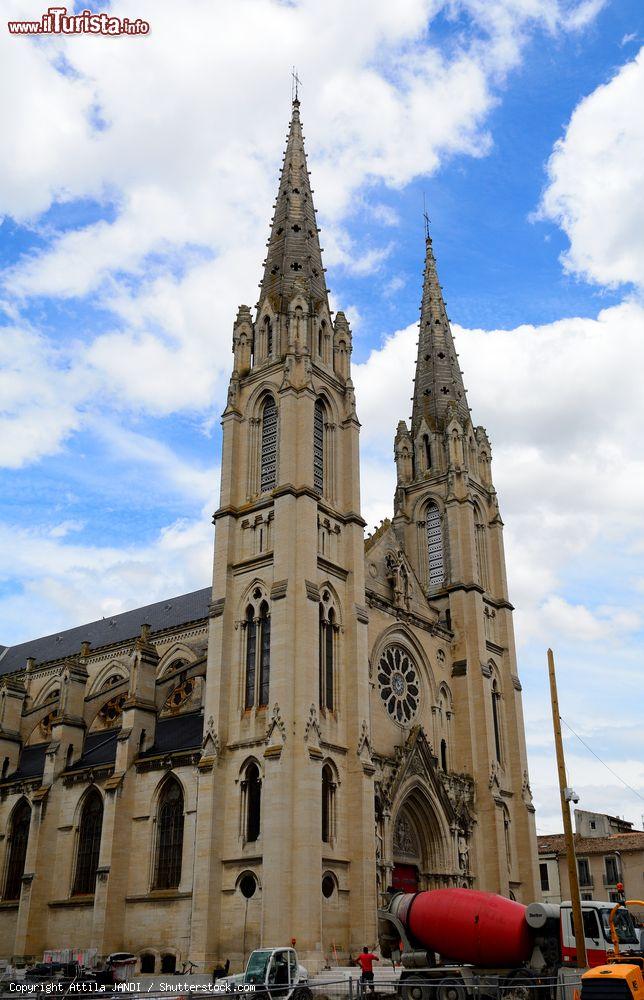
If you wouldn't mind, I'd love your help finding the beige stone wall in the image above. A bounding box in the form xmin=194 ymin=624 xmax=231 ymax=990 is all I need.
xmin=0 ymin=623 xmax=207 ymax=964
xmin=545 ymin=848 xmax=644 ymax=922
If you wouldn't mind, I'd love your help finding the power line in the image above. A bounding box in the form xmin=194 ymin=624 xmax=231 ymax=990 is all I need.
xmin=560 ymin=716 xmax=644 ymax=804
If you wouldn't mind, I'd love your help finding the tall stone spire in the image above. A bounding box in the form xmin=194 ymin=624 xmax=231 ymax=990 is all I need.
xmin=412 ymin=233 xmax=469 ymax=433
xmin=259 ymin=97 xmax=329 ymax=314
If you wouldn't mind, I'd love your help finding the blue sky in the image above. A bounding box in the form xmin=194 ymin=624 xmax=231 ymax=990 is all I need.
xmin=1 ymin=0 xmax=643 ymax=834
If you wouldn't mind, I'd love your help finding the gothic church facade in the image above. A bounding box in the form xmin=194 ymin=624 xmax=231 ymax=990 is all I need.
xmin=0 ymin=99 xmax=539 ymax=971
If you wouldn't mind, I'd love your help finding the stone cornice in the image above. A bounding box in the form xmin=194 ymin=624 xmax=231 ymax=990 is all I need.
xmin=231 ymin=552 xmax=274 ymax=575
xmin=214 ymin=489 xmax=366 ymax=528
xmin=317 ymin=556 xmax=349 ymax=581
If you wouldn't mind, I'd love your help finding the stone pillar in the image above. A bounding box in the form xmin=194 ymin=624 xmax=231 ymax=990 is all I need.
xmin=43 ymin=655 xmax=88 ymax=785
xmin=0 ymin=676 xmax=26 ymax=776
xmin=12 ymin=786 xmax=49 ymax=962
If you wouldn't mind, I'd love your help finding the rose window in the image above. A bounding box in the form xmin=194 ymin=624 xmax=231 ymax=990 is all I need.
xmin=377 ymin=646 xmax=420 ymax=724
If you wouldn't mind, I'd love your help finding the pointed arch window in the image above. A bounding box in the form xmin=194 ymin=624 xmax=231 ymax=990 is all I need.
xmin=440 ymin=739 xmax=448 ymax=772
xmin=243 ymin=590 xmax=271 ymax=710
xmin=72 ymin=790 xmax=103 ymax=895
xmin=260 ymin=396 xmax=278 ymax=493
xmin=474 ymin=505 xmax=489 ymax=591
xmin=423 ymin=434 xmax=432 ymax=470
xmin=314 ymin=399 xmax=324 ymax=494
xmin=264 ymin=316 xmax=273 ymax=358
xmin=153 ymin=779 xmax=184 ymax=889
xmin=321 ymin=763 xmax=336 ymax=843
xmin=319 ymin=590 xmax=338 ymax=712
xmin=245 ymin=762 xmax=261 ymax=843
xmin=426 ymin=501 xmax=444 ymax=588
xmin=491 ymin=677 xmax=503 ymax=764
xmin=244 ymin=605 xmax=257 ymax=710
xmin=3 ymin=800 xmax=31 ymax=901
xmin=258 ymin=601 xmax=271 ymax=708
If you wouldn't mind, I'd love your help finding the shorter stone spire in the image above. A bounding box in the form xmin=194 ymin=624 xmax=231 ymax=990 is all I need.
xmin=412 ymin=233 xmax=469 ymax=433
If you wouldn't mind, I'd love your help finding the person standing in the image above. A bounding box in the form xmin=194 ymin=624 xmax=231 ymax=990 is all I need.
xmin=355 ymin=947 xmax=380 ymax=994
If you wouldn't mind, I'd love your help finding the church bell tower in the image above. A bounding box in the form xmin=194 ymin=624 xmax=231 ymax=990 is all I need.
xmin=391 ymin=232 xmax=539 ymax=898
xmin=192 ymin=97 xmax=377 ymax=969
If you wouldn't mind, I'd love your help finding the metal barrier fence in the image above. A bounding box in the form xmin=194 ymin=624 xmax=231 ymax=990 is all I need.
xmin=0 ymin=976 xmax=584 ymax=1000
xmin=305 ymin=976 xmax=583 ymax=1000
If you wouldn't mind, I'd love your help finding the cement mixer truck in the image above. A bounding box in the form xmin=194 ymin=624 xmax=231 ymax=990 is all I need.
xmin=378 ymin=889 xmax=642 ymax=1000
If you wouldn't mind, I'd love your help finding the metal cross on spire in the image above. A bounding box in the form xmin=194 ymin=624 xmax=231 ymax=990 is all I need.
xmin=291 ymin=67 xmax=302 ymax=102
xmin=423 ymin=193 xmax=431 ymax=240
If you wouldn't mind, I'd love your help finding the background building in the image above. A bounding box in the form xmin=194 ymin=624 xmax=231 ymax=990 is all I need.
xmin=0 ymin=98 xmax=539 ymax=971
xmin=538 ymin=809 xmax=644 ymax=921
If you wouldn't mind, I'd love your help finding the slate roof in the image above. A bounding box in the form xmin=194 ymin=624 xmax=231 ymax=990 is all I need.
xmin=538 ymin=832 xmax=644 ymax=855
xmin=0 ymin=743 xmax=47 ymax=785
xmin=70 ymin=729 xmax=119 ymax=770
xmin=0 ymin=587 xmax=211 ymax=678
xmin=140 ymin=711 xmax=204 ymax=757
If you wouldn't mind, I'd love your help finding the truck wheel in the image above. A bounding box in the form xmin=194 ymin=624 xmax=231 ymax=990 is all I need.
xmin=292 ymin=989 xmax=313 ymax=1000
xmin=401 ymin=976 xmax=435 ymax=1000
xmin=435 ymin=978 xmax=466 ymax=1000
xmin=503 ymin=969 xmax=538 ymax=1000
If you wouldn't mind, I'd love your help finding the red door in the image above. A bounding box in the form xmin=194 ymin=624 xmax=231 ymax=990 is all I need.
xmin=392 ymin=864 xmax=419 ymax=893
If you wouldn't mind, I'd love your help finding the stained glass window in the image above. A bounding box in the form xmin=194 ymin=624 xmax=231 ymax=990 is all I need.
xmin=153 ymin=780 xmax=184 ymax=889
xmin=377 ymin=646 xmax=420 ymax=725
xmin=3 ymin=800 xmax=30 ymax=900
xmin=72 ymin=790 xmax=103 ymax=895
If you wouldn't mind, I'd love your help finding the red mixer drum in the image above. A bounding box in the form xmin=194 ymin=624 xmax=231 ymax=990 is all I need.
xmin=392 ymin=889 xmax=534 ymax=968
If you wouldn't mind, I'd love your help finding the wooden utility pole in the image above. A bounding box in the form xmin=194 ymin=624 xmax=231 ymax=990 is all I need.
xmin=547 ymin=648 xmax=587 ymax=968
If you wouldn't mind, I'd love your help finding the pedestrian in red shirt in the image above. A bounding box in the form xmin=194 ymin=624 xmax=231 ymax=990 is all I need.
xmin=356 ymin=947 xmax=379 ymax=993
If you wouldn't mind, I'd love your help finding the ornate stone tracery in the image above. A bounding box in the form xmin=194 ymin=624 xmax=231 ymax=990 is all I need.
xmin=393 ymin=812 xmax=419 ymax=856
xmin=377 ymin=645 xmax=420 ymax=726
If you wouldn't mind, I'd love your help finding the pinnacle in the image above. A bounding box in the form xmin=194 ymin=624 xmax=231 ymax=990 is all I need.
xmin=411 ymin=234 xmax=469 ymax=433
xmin=258 ymin=98 xmax=330 ymax=314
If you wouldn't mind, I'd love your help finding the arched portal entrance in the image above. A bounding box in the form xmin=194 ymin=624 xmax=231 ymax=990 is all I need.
xmin=392 ymin=812 xmax=421 ymax=891
xmin=391 ymin=785 xmax=451 ymax=892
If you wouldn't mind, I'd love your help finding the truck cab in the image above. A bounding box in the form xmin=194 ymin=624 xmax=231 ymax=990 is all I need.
xmin=223 ymin=948 xmax=310 ymax=1000
xmin=560 ymin=901 xmax=641 ymax=968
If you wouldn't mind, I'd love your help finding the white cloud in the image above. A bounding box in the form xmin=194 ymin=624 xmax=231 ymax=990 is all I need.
xmin=0 ymin=325 xmax=89 ymax=468
xmin=354 ymin=301 xmax=644 ymax=643
xmin=0 ymin=0 xmax=606 ymax=469
xmin=540 ymin=46 xmax=644 ymax=289
xmin=0 ymin=513 xmax=213 ymax=646
xmin=49 ymin=520 xmax=86 ymax=539
xmin=528 ymin=748 xmax=644 ymax=833
xmin=539 ymin=596 xmax=642 ymax=643
xmin=92 ymin=420 xmax=217 ymax=503
xmin=370 ymin=204 xmax=400 ymax=227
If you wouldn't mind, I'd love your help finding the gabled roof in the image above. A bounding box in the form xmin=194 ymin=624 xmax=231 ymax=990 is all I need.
xmin=0 ymin=587 xmax=211 ymax=678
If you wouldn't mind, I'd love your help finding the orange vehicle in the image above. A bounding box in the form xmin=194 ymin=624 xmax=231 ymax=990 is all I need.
xmin=581 ymin=897 xmax=644 ymax=1000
